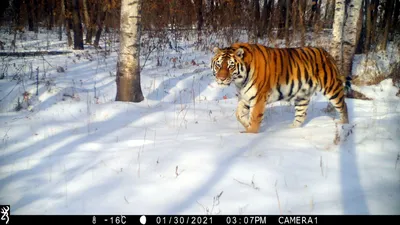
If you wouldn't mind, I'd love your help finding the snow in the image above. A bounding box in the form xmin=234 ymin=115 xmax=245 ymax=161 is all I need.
xmin=352 ymin=41 xmax=400 ymax=83
xmin=0 ymin=29 xmax=399 ymax=216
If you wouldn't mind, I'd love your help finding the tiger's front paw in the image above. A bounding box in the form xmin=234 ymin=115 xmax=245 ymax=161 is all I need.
xmin=289 ymin=122 xmax=302 ymax=128
xmin=240 ymin=125 xmax=260 ymax=133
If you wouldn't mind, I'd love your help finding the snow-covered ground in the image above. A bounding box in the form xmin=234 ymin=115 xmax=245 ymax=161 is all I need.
xmin=0 ymin=29 xmax=399 ymax=215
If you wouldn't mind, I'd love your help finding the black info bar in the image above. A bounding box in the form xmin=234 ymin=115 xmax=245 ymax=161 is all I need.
xmin=2 ymin=214 xmax=398 ymax=225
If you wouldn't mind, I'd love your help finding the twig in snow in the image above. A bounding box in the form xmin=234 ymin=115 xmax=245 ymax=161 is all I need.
xmin=196 ymin=191 xmax=223 ymax=215
xmin=175 ymin=165 xmax=185 ymax=178
xmin=124 ymin=196 xmax=130 ymax=204
xmin=333 ymin=120 xmax=340 ymax=145
xmin=275 ymin=179 xmax=282 ymax=215
xmin=2 ymin=128 xmax=10 ymax=148
xmin=310 ymin=196 xmax=314 ymax=211
xmin=320 ymin=156 xmax=324 ymax=176
xmin=395 ymin=152 xmax=399 ymax=170
xmin=141 ymin=128 xmax=147 ymax=152
xmin=137 ymin=151 xmax=141 ymax=178
xmin=233 ymin=175 xmax=260 ymax=190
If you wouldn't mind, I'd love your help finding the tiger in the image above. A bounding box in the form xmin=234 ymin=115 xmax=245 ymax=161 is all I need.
xmin=210 ymin=42 xmax=350 ymax=133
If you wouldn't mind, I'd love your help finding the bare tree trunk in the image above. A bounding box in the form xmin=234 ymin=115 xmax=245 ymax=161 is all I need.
xmin=93 ymin=4 xmax=108 ymax=48
xmin=379 ymin=0 xmax=394 ymax=50
xmin=342 ymin=0 xmax=363 ymax=78
xmin=64 ymin=0 xmax=73 ymax=46
xmin=115 ymin=0 xmax=144 ymax=102
xmin=195 ymin=0 xmax=203 ymax=32
xmin=324 ymin=0 xmax=331 ymax=22
xmin=261 ymin=0 xmax=273 ymax=38
xmin=277 ymin=0 xmax=287 ymax=39
xmin=87 ymin=1 xmax=99 ymax=45
xmin=46 ymin=0 xmax=54 ymax=30
xmin=291 ymin=0 xmax=298 ymax=41
xmin=71 ymin=0 xmax=84 ymax=50
xmin=33 ymin=0 xmax=39 ymax=32
xmin=285 ymin=0 xmax=290 ymax=46
xmin=314 ymin=0 xmax=322 ymax=29
xmin=195 ymin=0 xmax=203 ymax=43
xmin=253 ymin=0 xmax=260 ymax=41
xmin=26 ymin=0 xmax=35 ymax=31
xmin=298 ymin=0 xmax=307 ymax=46
xmin=392 ymin=0 xmax=400 ymax=35
xmin=59 ymin=0 xmax=65 ymax=41
xmin=11 ymin=0 xmax=22 ymax=39
xmin=330 ymin=0 xmax=346 ymax=73
xmin=364 ymin=0 xmax=372 ymax=52
xmin=82 ymin=0 xmax=91 ymax=44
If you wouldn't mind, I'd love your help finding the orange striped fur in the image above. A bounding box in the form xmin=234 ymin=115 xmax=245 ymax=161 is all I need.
xmin=211 ymin=42 xmax=349 ymax=133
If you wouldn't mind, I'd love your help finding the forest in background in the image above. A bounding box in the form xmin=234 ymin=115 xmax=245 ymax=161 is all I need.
xmin=0 ymin=0 xmax=398 ymax=51
xmin=0 ymin=0 xmax=399 ymax=90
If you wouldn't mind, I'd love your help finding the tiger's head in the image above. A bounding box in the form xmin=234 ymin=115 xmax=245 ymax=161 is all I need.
xmin=211 ymin=46 xmax=248 ymax=87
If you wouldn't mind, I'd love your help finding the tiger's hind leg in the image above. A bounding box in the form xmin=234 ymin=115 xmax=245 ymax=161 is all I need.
xmin=290 ymin=96 xmax=311 ymax=128
xmin=324 ymin=86 xmax=349 ymax=124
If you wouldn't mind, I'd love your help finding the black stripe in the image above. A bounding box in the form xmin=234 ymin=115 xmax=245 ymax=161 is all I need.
xmin=298 ymin=67 xmax=303 ymax=92
xmin=304 ymin=66 xmax=309 ymax=84
xmin=309 ymin=48 xmax=318 ymax=60
xmin=287 ymin=50 xmax=294 ymax=85
xmin=337 ymin=95 xmax=344 ymax=106
xmin=255 ymin=45 xmax=267 ymax=64
xmin=322 ymin=63 xmax=328 ymax=88
xmin=245 ymin=81 xmax=255 ymax=94
xmin=288 ymin=80 xmax=294 ymax=97
xmin=277 ymin=84 xmax=284 ymax=100
xmin=329 ymin=90 xmax=340 ymax=100
xmin=295 ymin=103 xmax=309 ymax=107
xmin=308 ymin=78 xmax=313 ymax=88
xmin=254 ymin=45 xmax=268 ymax=93
xmin=279 ymin=49 xmax=284 ymax=78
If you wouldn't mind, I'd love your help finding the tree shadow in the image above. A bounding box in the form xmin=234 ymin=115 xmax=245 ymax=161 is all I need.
xmin=145 ymin=68 xmax=211 ymax=104
xmin=339 ymin=98 xmax=369 ymax=215
xmin=165 ymin=133 xmax=265 ymax=214
xmin=0 ymin=102 xmax=167 ymax=213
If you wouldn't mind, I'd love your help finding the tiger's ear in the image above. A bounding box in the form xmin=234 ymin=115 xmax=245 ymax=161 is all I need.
xmin=235 ymin=48 xmax=244 ymax=58
xmin=213 ymin=47 xmax=220 ymax=54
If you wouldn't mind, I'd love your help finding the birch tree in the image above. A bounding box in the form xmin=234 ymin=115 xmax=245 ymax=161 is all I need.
xmin=115 ymin=0 xmax=144 ymax=102
xmin=342 ymin=0 xmax=363 ymax=79
xmin=330 ymin=0 xmax=345 ymax=73
xmin=330 ymin=0 xmax=363 ymax=79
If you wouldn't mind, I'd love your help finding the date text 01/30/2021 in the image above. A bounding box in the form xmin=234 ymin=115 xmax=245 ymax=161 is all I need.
xmin=154 ymin=216 xmax=318 ymax=224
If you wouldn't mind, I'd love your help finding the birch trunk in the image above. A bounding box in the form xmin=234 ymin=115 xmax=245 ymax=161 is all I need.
xmin=342 ymin=0 xmax=363 ymax=78
xmin=329 ymin=0 xmax=345 ymax=74
xmin=115 ymin=0 xmax=144 ymax=102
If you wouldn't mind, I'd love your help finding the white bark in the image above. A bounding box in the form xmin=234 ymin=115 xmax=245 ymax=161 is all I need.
xmin=115 ymin=0 xmax=144 ymax=102
xmin=330 ymin=0 xmax=346 ymax=74
xmin=342 ymin=0 xmax=363 ymax=78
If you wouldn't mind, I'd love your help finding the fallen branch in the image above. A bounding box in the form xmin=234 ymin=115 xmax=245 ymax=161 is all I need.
xmin=0 ymin=51 xmax=73 ymax=57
